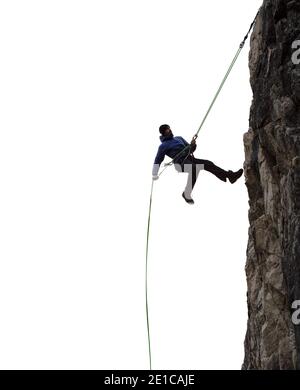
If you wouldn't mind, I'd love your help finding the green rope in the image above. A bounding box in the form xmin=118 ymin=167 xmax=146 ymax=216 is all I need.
xmin=144 ymin=9 xmax=260 ymax=370
xmin=194 ymin=9 xmax=260 ymax=138
xmin=157 ymin=47 xmax=242 ymax=178
xmin=145 ymin=179 xmax=154 ymax=370
xmin=158 ymin=9 xmax=260 ymax=177
xmin=195 ymin=47 xmax=242 ymax=137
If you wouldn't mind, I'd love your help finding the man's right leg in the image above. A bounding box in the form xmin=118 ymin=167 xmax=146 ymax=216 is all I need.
xmin=182 ymin=160 xmax=203 ymax=200
xmin=181 ymin=158 xmax=226 ymax=203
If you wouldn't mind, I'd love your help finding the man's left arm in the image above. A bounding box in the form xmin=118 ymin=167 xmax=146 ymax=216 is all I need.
xmin=178 ymin=136 xmax=197 ymax=153
xmin=190 ymin=138 xmax=197 ymax=153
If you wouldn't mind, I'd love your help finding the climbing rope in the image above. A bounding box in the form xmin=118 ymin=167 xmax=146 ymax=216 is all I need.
xmin=145 ymin=180 xmax=154 ymax=370
xmin=145 ymin=8 xmax=260 ymax=370
xmin=158 ymin=8 xmax=260 ymax=177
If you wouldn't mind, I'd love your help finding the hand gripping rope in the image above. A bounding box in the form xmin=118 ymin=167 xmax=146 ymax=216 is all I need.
xmin=145 ymin=8 xmax=260 ymax=370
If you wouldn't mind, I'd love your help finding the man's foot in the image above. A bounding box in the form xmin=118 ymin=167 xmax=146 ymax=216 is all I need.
xmin=227 ymin=169 xmax=243 ymax=184
xmin=182 ymin=192 xmax=194 ymax=204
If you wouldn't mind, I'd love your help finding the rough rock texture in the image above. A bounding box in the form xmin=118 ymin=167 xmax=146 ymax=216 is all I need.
xmin=243 ymin=0 xmax=300 ymax=369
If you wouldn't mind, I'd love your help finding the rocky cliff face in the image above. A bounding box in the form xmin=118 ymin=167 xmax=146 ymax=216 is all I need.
xmin=243 ymin=0 xmax=300 ymax=369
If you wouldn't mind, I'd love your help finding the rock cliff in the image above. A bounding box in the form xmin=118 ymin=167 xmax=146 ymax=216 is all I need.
xmin=243 ymin=0 xmax=300 ymax=369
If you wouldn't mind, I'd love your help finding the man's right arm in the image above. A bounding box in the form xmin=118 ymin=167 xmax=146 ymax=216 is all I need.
xmin=152 ymin=145 xmax=166 ymax=177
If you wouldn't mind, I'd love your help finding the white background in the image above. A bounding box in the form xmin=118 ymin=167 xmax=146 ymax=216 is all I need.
xmin=0 ymin=0 xmax=262 ymax=369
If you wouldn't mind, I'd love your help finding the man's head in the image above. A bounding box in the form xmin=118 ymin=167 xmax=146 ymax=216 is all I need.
xmin=159 ymin=124 xmax=173 ymax=137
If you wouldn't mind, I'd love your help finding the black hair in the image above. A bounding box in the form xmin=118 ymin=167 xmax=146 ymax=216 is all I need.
xmin=159 ymin=124 xmax=170 ymax=135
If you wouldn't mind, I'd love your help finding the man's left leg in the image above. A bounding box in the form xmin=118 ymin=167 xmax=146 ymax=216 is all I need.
xmin=193 ymin=158 xmax=228 ymax=182
xmin=192 ymin=157 xmax=243 ymax=183
xmin=181 ymin=156 xmax=243 ymax=203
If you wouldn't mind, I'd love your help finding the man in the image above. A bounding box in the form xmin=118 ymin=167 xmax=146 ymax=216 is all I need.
xmin=152 ymin=124 xmax=243 ymax=204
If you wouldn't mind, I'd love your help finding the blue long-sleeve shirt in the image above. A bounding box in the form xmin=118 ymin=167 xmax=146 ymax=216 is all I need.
xmin=152 ymin=134 xmax=190 ymax=176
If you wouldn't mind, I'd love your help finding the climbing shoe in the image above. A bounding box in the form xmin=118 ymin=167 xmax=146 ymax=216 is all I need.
xmin=227 ymin=169 xmax=243 ymax=184
xmin=182 ymin=192 xmax=194 ymax=204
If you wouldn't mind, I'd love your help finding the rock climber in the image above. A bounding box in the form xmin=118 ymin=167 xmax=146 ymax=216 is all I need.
xmin=152 ymin=124 xmax=243 ymax=204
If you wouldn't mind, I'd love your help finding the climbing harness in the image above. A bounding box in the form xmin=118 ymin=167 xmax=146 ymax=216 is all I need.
xmin=145 ymin=8 xmax=260 ymax=370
